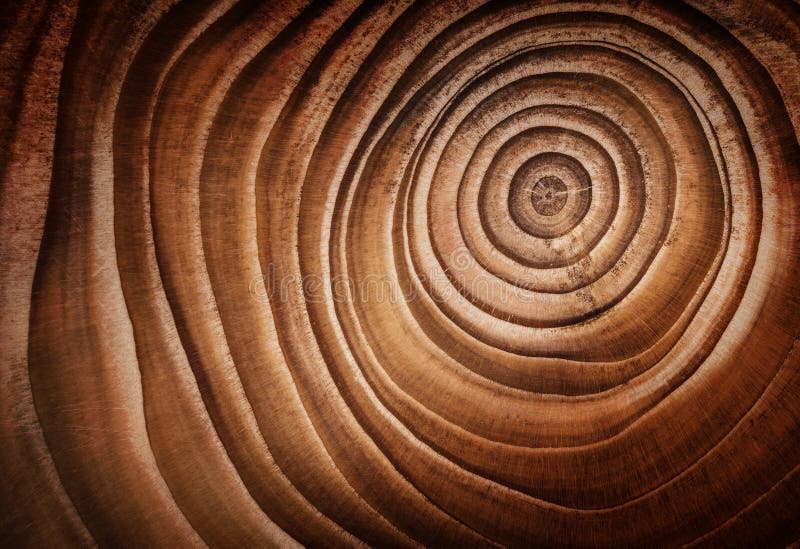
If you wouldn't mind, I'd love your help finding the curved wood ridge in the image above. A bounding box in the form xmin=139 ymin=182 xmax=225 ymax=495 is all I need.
xmin=2 ymin=0 xmax=799 ymax=546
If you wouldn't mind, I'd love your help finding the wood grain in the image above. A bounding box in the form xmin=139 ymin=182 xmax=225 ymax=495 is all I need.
xmin=2 ymin=1 xmax=799 ymax=546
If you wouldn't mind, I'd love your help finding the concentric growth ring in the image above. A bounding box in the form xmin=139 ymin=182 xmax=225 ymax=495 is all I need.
xmin=2 ymin=1 xmax=799 ymax=547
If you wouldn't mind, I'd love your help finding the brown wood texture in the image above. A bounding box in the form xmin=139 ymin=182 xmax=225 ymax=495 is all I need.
xmin=2 ymin=1 xmax=799 ymax=547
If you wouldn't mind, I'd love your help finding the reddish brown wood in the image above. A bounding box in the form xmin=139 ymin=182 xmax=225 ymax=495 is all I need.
xmin=2 ymin=1 xmax=799 ymax=546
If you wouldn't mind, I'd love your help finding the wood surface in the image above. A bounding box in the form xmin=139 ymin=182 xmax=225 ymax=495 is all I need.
xmin=2 ymin=1 xmax=799 ymax=546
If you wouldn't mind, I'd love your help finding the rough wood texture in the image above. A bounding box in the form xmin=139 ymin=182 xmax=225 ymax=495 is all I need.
xmin=2 ymin=1 xmax=799 ymax=546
